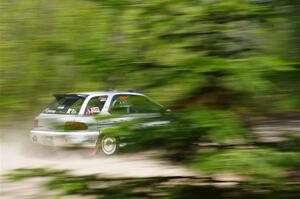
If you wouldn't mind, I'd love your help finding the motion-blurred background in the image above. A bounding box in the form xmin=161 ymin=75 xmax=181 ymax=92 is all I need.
xmin=1 ymin=0 xmax=300 ymax=198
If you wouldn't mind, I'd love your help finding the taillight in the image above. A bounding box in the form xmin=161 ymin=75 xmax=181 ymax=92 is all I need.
xmin=33 ymin=119 xmax=39 ymax=128
xmin=64 ymin=122 xmax=88 ymax=131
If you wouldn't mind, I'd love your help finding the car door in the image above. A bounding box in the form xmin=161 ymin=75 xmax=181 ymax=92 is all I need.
xmin=99 ymin=94 xmax=163 ymax=125
xmin=74 ymin=95 xmax=109 ymax=131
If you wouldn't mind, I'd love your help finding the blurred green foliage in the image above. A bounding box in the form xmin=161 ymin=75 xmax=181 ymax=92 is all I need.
xmin=104 ymin=108 xmax=248 ymax=156
xmin=6 ymin=168 xmax=300 ymax=198
xmin=190 ymin=148 xmax=300 ymax=187
xmin=1 ymin=0 xmax=300 ymax=121
xmin=104 ymin=108 xmax=300 ymax=187
xmin=1 ymin=0 xmax=300 ymax=193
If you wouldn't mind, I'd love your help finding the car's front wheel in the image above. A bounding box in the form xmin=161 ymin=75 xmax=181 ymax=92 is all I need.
xmin=101 ymin=135 xmax=118 ymax=155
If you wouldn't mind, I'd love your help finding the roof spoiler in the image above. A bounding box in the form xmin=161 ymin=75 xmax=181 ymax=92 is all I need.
xmin=53 ymin=94 xmax=88 ymax=100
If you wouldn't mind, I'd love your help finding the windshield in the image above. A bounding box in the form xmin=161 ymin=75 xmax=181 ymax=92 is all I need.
xmin=43 ymin=95 xmax=85 ymax=115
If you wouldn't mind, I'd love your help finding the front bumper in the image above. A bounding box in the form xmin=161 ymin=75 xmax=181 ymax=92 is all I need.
xmin=30 ymin=130 xmax=100 ymax=148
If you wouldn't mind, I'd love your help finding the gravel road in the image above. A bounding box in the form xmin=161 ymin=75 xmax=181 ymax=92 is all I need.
xmin=1 ymin=119 xmax=300 ymax=199
xmin=0 ymin=127 xmax=194 ymax=177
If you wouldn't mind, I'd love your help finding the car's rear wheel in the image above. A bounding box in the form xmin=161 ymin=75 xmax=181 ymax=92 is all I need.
xmin=101 ymin=135 xmax=118 ymax=155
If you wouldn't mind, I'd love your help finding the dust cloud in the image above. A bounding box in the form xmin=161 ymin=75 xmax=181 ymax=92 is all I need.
xmin=0 ymin=125 xmax=194 ymax=177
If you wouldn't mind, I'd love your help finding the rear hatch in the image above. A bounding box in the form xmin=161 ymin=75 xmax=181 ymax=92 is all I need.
xmin=34 ymin=94 xmax=87 ymax=131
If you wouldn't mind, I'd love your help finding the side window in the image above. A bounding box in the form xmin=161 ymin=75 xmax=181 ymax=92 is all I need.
xmin=66 ymin=98 xmax=84 ymax=115
xmin=131 ymin=96 xmax=162 ymax=113
xmin=45 ymin=96 xmax=85 ymax=115
xmin=85 ymin=96 xmax=108 ymax=116
xmin=109 ymin=95 xmax=161 ymax=114
xmin=109 ymin=95 xmax=131 ymax=114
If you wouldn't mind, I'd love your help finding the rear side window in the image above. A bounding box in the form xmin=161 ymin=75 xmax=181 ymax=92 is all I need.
xmin=43 ymin=95 xmax=85 ymax=115
xmin=85 ymin=96 xmax=108 ymax=115
xmin=109 ymin=95 xmax=162 ymax=114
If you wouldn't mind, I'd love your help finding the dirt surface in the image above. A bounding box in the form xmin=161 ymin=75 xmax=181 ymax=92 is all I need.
xmin=1 ymin=119 xmax=300 ymax=199
xmin=0 ymin=143 xmax=195 ymax=177
xmin=0 ymin=127 xmax=195 ymax=177
xmin=0 ymin=126 xmax=196 ymax=198
xmin=2 ymin=118 xmax=299 ymax=176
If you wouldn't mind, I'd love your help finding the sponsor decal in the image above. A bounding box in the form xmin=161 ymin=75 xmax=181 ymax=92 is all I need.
xmin=57 ymin=105 xmax=65 ymax=109
xmin=90 ymin=106 xmax=100 ymax=113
